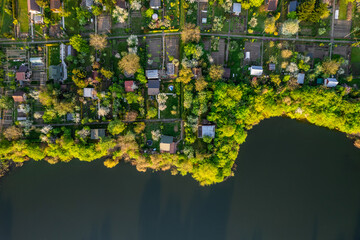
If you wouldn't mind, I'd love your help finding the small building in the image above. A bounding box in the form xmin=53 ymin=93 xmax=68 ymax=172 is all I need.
xmin=49 ymin=65 xmax=63 ymax=81
xmin=125 ymin=80 xmax=135 ymax=92
xmin=223 ymin=68 xmax=231 ymax=79
xmin=91 ymin=129 xmax=106 ymax=140
xmin=202 ymin=18 xmax=207 ymax=24
xmin=16 ymin=65 xmax=31 ymax=81
xmin=33 ymin=14 xmax=43 ymax=24
xmin=160 ymin=135 xmax=176 ymax=154
xmin=324 ymin=78 xmax=338 ymax=87
xmin=297 ymin=73 xmax=305 ymax=84
xmin=288 ymin=0 xmax=298 ymax=13
xmin=266 ymin=0 xmax=278 ymax=11
xmin=84 ymin=88 xmax=97 ymax=98
xmin=27 ymin=0 xmax=41 ymax=14
xmin=85 ymin=0 xmax=93 ymax=9
xmin=146 ymin=69 xmax=159 ymax=79
xmin=167 ymin=63 xmax=175 ymax=76
xmin=249 ymin=66 xmax=263 ymax=76
xmin=150 ymin=0 xmax=161 ymax=9
xmin=316 ymin=78 xmax=324 ymax=85
xmin=30 ymin=57 xmax=44 ymax=66
xmin=148 ymin=80 xmax=160 ymax=95
xmin=245 ymin=51 xmax=250 ymax=60
xmin=232 ymin=3 xmax=241 ymax=15
xmin=116 ymin=0 xmax=127 ymax=9
xmin=192 ymin=68 xmax=202 ymax=79
xmin=269 ymin=63 xmax=276 ymax=71
xmin=50 ymin=0 xmax=61 ymax=12
xmin=12 ymin=91 xmax=26 ymax=102
xmin=198 ymin=125 xmax=215 ymax=138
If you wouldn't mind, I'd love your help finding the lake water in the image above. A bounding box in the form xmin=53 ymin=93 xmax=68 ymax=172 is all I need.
xmin=0 ymin=118 xmax=360 ymax=240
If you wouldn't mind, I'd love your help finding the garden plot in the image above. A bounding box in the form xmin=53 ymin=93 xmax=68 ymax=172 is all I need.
xmin=199 ymin=2 xmax=211 ymax=30
xmin=144 ymin=121 xmax=181 ymax=150
xmin=165 ymin=36 xmax=179 ymax=64
xmin=230 ymin=16 xmax=246 ymax=33
xmin=210 ymin=38 xmax=226 ymax=65
xmin=97 ymin=14 xmax=112 ymax=34
xmin=159 ymin=93 xmax=180 ymax=119
xmin=146 ymin=37 xmax=162 ymax=69
xmin=244 ymin=41 xmax=261 ymax=64
xmin=333 ymin=20 xmax=351 ymax=38
xmin=332 ymin=45 xmax=351 ymax=59
xmin=164 ymin=0 xmax=180 ymax=28
xmin=295 ymin=43 xmax=330 ymax=61
xmin=351 ymin=47 xmax=360 ymax=76
xmin=130 ymin=11 xmax=142 ymax=34
xmin=49 ymin=25 xmax=62 ymax=38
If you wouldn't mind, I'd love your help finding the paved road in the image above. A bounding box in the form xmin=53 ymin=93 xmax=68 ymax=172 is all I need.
xmin=29 ymin=118 xmax=182 ymax=128
xmin=0 ymin=32 xmax=357 ymax=45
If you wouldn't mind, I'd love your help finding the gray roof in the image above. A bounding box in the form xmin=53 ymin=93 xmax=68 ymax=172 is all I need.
xmin=49 ymin=65 xmax=63 ymax=81
xmin=288 ymin=1 xmax=297 ymax=12
xmin=18 ymin=65 xmax=28 ymax=72
xmin=297 ymin=73 xmax=305 ymax=84
xmin=28 ymin=0 xmax=40 ymax=12
xmin=167 ymin=63 xmax=175 ymax=76
xmin=150 ymin=0 xmax=161 ymax=8
xmin=91 ymin=129 xmax=106 ymax=139
xmin=148 ymin=80 xmax=160 ymax=95
xmin=198 ymin=125 xmax=215 ymax=138
xmin=160 ymin=135 xmax=174 ymax=144
xmin=146 ymin=69 xmax=159 ymax=79
xmin=233 ymin=3 xmax=241 ymax=13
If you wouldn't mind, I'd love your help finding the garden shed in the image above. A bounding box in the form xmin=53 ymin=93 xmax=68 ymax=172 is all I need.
xmin=297 ymin=73 xmax=305 ymax=84
xmin=91 ymin=129 xmax=106 ymax=140
xmin=148 ymin=80 xmax=160 ymax=95
xmin=288 ymin=1 xmax=297 ymax=12
xmin=249 ymin=66 xmax=263 ymax=76
xmin=12 ymin=92 xmax=26 ymax=102
xmin=150 ymin=0 xmax=161 ymax=9
xmin=167 ymin=63 xmax=175 ymax=76
xmin=198 ymin=125 xmax=215 ymax=138
xmin=27 ymin=0 xmax=41 ymax=14
xmin=232 ymin=3 xmax=241 ymax=15
xmin=223 ymin=68 xmax=231 ymax=79
xmin=16 ymin=65 xmax=31 ymax=81
xmin=146 ymin=70 xmax=159 ymax=79
xmin=125 ymin=81 xmax=135 ymax=92
xmin=324 ymin=78 xmax=338 ymax=87
xmin=50 ymin=0 xmax=61 ymax=12
xmin=266 ymin=0 xmax=278 ymax=11
xmin=160 ymin=136 xmax=176 ymax=154
xmin=84 ymin=88 xmax=96 ymax=98
xmin=49 ymin=65 xmax=63 ymax=81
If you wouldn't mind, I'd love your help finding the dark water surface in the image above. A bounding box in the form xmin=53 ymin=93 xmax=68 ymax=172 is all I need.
xmin=1 ymin=118 xmax=360 ymax=240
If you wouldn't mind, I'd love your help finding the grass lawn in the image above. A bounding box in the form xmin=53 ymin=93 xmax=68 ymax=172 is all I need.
xmin=18 ymin=0 xmax=28 ymax=33
xmin=64 ymin=0 xmax=81 ymax=35
xmin=351 ymin=47 xmax=360 ymax=63
xmin=351 ymin=47 xmax=360 ymax=76
xmin=49 ymin=45 xmax=60 ymax=65
xmin=130 ymin=16 xmax=143 ymax=34
xmin=338 ymin=0 xmax=348 ymax=20
xmin=0 ymin=0 xmax=13 ymax=36
xmin=160 ymin=94 xmax=180 ymax=119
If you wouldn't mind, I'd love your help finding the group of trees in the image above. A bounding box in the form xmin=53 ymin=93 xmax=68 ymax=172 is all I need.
xmin=297 ymin=0 xmax=330 ymax=22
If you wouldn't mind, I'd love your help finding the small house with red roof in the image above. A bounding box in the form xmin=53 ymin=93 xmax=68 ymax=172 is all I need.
xmin=125 ymin=80 xmax=135 ymax=92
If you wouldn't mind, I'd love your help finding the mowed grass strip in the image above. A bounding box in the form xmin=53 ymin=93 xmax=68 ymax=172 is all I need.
xmin=17 ymin=0 xmax=29 ymax=32
xmin=0 ymin=0 xmax=13 ymax=35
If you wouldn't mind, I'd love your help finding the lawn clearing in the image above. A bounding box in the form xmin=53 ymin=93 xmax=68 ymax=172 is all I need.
xmin=351 ymin=47 xmax=360 ymax=76
xmin=18 ymin=0 xmax=28 ymax=33
xmin=338 ymin=0 xmax=347 ymax=20
xmin=160 ymin=94 xmax=180 ymax=119
xmin=0 ymin=0 xmax=13 ymax=36
xmin=48 ymin=45 xmax=61 ymax=65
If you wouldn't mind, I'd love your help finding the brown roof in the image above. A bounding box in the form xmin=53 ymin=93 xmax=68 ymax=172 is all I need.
xmin=223 ymin=68 xmax=231 ymax=79
xmin=125 ymin=81 xmax=134 ymax=92
xmin=12 ymin=92 xmax=25 ymax=102
xmin=27 ymin=0 xmax=40 ymax=12
xmin=116 ymin=0 xmax=127 ymax=8
xmin=267 ymin=0 xmax=278 ymax=11
xmin=16 ymin=72 xmax=26 ymax=81
xmin=50 ymin=0 xmax=61 ymax=10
